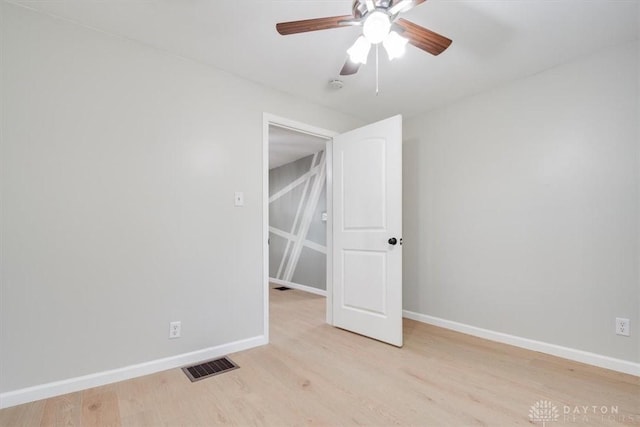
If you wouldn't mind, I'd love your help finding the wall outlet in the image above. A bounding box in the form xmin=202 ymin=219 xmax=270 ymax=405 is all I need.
xmin=169 ymin=321 xmax=181 ymax=339
xmin=615 ymin=318 xmax=630 ymax=336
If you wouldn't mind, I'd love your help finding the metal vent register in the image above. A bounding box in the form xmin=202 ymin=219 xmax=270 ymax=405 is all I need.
xmin=182 ymin=357 xmax=239 ymax=382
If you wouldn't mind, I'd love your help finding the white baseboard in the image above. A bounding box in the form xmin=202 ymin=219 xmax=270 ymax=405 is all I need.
xmin=0 ymin=335 xmax=267 ymax=409
xmin=269 ymin=278 xmax=327 ymax=297
xmin=403 ymin=310 xmax=640 ymax=377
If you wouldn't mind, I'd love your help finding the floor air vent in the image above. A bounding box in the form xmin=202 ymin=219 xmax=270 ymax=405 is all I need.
xmin=274 ymin=286 xmax=292 ymax=291
xmin=182 ymin=356 xmax=239 ymax=382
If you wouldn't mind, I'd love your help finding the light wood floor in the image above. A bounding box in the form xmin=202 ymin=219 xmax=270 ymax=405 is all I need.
xmin=1 ymin=288 xmax=638 ymax=426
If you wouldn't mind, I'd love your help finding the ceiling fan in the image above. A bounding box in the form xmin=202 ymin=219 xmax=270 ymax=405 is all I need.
xmin=276 ymin=0 xmax=452 ymax=76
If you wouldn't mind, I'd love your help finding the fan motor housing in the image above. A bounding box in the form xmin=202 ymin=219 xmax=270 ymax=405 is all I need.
xmin=352 ymin=0 xmax=399 ymax=18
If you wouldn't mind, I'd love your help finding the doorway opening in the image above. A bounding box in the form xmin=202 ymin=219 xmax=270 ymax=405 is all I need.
xmin=268 ymin=128 xmax=327 ymax=296
xmin=262 ymin=114 xmax=337 ymax=341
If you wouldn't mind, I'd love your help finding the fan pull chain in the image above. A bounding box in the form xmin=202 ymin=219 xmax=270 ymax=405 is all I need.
xmin=375 ymin=44 xmax=379 ymax=96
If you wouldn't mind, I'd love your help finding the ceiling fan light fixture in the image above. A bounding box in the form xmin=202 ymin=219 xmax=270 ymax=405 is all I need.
xmin=362 ymin=10 xmax=391 ymax=44
xmin=383 ymin=31 xmax=408 ymax=60
xmin=347 ymin=35 xmax=372 ymax=64
xmin=276 ymin=0 xmax=452 ymax=80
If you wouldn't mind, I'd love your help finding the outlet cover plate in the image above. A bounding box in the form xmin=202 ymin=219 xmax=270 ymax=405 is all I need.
xmin=169 ymin=321 xmax=181 ymax=339
xmin=616 ymin=318 xmax=630 ymax=336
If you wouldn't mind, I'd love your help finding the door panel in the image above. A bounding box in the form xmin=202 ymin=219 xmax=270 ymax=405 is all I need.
xmin=342 ymin=137 xmax=386 ymax=230
xmin=332 ymin=115 xmax=402 ymax=347
xmin=343 ymin=250 xmax=386 ymax=315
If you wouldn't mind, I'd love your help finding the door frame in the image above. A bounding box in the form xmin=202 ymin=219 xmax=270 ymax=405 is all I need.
xmin=262 ymin=113 xmax=338 ymax=342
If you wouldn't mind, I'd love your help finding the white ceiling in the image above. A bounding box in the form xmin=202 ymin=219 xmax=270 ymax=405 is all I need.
xmin=8 ymin=0 xmax=639 ymax=122
xmin=269 ymin=126 xmax=328 ymax=170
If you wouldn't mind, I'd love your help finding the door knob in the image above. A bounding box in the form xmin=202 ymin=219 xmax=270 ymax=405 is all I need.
xmin=388 ymin=237 xmax=398 ymax=245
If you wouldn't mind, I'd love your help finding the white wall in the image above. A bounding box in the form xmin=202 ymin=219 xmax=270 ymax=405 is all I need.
xmin=0 ymin=2 xmax=362 ymax=396
xmin=404 ymin=41 xmax=639 ymax=363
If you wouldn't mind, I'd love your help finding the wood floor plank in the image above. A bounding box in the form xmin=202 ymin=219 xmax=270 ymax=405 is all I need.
xmin=1 ymin=288 xmax=638 ymax=426
xmin=81 ymin=390 xmax=121 ymax=427
xmin=39 ymin=392 xmax=82 ymax=427
xmin=0 ymin=399 xmax=45 ymax=426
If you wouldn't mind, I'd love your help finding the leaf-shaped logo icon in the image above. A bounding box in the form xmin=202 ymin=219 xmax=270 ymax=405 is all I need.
xmin=529 ymin=400 xmax=559 ymax=426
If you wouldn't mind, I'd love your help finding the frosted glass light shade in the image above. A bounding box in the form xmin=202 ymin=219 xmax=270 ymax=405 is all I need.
xmin=383 ymin=31 xmax=408 ymax=60
xmin=363 ymin=11 xmax=391 ymax=44
xmin=347 ymin=36 xmax=372 ymax=64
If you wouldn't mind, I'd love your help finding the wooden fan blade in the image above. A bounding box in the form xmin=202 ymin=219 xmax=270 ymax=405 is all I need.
xmin=276 ymin=15 xmax=355 ymax=35
xmin=340 ymin=59 xmax=361 ymax=76
xmin=389 ymin=0 xmax=426 ymax=15
xmin=394 ymin=18 xmax=452 ymax=56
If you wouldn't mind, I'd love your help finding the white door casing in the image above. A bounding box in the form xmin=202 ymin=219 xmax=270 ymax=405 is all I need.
xmin=331 ymin=115 xmax=403 ymax=347
xmin=262 ymin=113 xmax=338 ymax=342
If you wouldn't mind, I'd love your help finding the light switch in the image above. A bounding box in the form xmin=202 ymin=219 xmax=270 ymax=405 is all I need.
xmin=234 ymin=192 xmax=244 ymax=207
xmin=321 ymin=212 xmax=328 ymax=222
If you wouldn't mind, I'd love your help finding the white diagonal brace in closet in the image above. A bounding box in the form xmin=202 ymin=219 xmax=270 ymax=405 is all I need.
xmin=270 ymin=226 xmax=327 ymax=255
xmin=302 ymin=239 xmax=327 ymax=255
xmin=269 ymin=165 xmax=321 ymax=204
xmin=283 ymin=150 xmax=326 ymax=282
xmin=276 ymin=151 xmax=318 ymax=279
xmin=269 ymin=226 xmax=294 ymax=241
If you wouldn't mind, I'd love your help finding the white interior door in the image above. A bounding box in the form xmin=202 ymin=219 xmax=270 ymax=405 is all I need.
xmin=332 ymin=115 xmax=402 ymax=347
